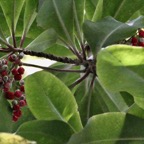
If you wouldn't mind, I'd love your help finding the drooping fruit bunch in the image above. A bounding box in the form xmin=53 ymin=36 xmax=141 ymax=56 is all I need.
xmin=0 ymin=52 xmax=27 ymax=122
xmin=131 ymin=29 xmax=144 ymax=47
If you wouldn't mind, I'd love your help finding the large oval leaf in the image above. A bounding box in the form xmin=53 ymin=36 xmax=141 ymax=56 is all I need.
xmin=17 ymin=120 xmax=74 ymax=144
xmin=97 ymin=44 xmax=144 ymax=109
xmin=83 ymin=16 xmax=143 ymax=54
xmin=37 ymin=0 xmax=74 ymax=44
xmin=68 ymin=112 xmax=144 ymax=144
xmin=25 ymin=71 xmax=82 ymax=132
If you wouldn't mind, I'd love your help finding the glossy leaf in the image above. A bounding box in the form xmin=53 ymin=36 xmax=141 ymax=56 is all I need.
xmin=102 ymin=0 xmax=144 ymax=22
xmin=26 ymin=29 xmax=57 ymax=51
xmin=83 ymin=17 xmax=140 ymax=54
xmin=17 ymin=120 xmax=74 ymax=144
xmin=97 ymin=44 xmax=144 ymax=109
xmin=23 ymin=0 xmax=37 ymax=35
xmin=74 ymin=77 xmax=129 ymax=125
xmin=25 ymin=71 xmax=83 ymax=132
xmin=68 ymin=112 xmax=144 ymax=144
xmin=0 ymin=0 xmax=25 ymax=32
xmin=85 ymin=0 xmax=97 ymax=20
xmin=37 ymin=0 xmax=74 ymax=45
xmin=0 ymin=93 xmax=13 ymax=132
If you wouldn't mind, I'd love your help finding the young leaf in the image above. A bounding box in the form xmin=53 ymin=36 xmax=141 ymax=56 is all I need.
xmin=0 ymin=0 xmax=25 ymax=32
xmin=25 ymin=71 xmax=83 ymax=132
xmin=83 ymin=17 xmax=138 ymax=54
xmin=37 ymin=0 xmax=74 ymax=45
xmin=97 ymin=44 xmax=144 ymax=109
xmin=26 ymin=29 xmax=57 ymax=52
xmin=17 ymin=120 xmax=74 ymax=144
xmin=68 ymin=112 xmax=144 ymax=144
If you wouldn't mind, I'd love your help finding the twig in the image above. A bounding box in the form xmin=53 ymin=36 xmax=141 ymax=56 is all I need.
xmin=69 ymin=69 xmax=90 ymax=88
xmin=22 ymin=62 xmax=86 ymax=73
xmin=86 ymin=74 xmax=96 ymax=120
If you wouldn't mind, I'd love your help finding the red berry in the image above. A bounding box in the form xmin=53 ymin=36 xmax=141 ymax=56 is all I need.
xmin=14 ymin=90 xmax=22 ymax=98
xmin=13 ymin=110 xmax=22 ymax=117
xmin=12 ymin=115 xmax=18 ymax=122
xmin=13 ymin=104 xmax=20 ymax=111
xmin=4 ymin=82 xmax=11 ymax=89
xmin=3 ymin=87 xmax=9 ymax=92
xmin=18 ymin=67 xmax=25 ymax=74
xmin=1 ymin=70 xmax=7 ymax=76
xmin=5 ymin=91 xmax=15 ymax=100
xmin=8 ymin=54 xmax=17 ymax=62
xmin=139 ymin=30 xmax=144 ymax=37
xmin=12 ymin=68 xmax=18 ymax=75
xmin=14 ymin=74 xmax=22 ymax=81
xmin=131 ymin=37 xmax=138 ymax=43
xmin=19 ymin=100 xmax=26 ymax=107
xmin=139 ymin=42 xmax=144 ymax=47
xmin=20 ymin=85 xmax=25 ymax=92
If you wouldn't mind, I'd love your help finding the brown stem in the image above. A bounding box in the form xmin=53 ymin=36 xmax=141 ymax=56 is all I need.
xmin=69 ymin=69 xmax=90 ymax=88
xmin=18 ymin=49 xmax=83 ymax=65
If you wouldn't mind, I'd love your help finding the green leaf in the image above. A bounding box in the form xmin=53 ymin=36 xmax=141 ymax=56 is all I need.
xmin=0 ymin=0 xmax=25 ymax=32
xmin=85 ymin=0 xmax=99 ymax=20
xmin=12 ymin=107 xmax=35 ymax=133
xmin=68 ymin=112 xmax=144 ymax=144
xmin=0 ymin=94 xmax=13 ymax=132
xmin=0 ymin=133 xmax=35 ymax=144
xmin=83 ymin=17 xmax=138 ymax=54
xmin=23 ymin=0 xmax=37 ymax=35
xmin=26 ymin=29 xmax=57 ymax=52
xmin=25 ymin=71 xmax=83 ymax=132
xmin=37 ymin=0 xmax=74 ymax=45
xmin=91 ymin=0 xmax=103 ymax=22
xmin=97 ymin=44 xmax=144 ymax=109
xmin=74 ymin=77 xmax=129 ymax=125
xmin=102 ymin=0 xmax=144 ymax=22
xmin=17 ymin=120 xmax=74 ymax=144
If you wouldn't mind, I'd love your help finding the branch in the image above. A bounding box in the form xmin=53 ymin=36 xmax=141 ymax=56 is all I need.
xmin=19 ymin=49 xmax=83 ymax=65
xmin=22 ymin=62 xmax=86 ymax=73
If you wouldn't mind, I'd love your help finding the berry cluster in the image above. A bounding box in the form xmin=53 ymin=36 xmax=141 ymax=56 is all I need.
xmin=131 ymin=29 xmax=144 ymax=47
xmin=0 ymin=52 xmax=27 ymax=122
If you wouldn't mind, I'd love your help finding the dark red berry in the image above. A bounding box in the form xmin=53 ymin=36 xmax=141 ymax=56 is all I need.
xmin=19 ymin=100 xmax=26 ymax=107
xmin=139 ymin=30 xmax=144 ymax=37
xmin=139 ymin=42 xmax=144 ymax=47
xmin=20 ymin=85 xmax=25 ymax=92
xmin=8 ymin=54 xmax=17 ymax=62
xmin=3 ymin=87 xmax=9 ymax=92
xmin=131 ymin=37 xmax=138 ymax=43
xmin=18 ymin=67 xmax=25 ymax=74
xmin=13 ymin=109 xmax=22 ymax=117
xmin=1 ymin=70 xmax=7 ymax=76
xmin=13 ymin=104 xmax=20 ymax=111
xmin=14 ymin=90 xmax=22 ymax=98
xmin=14 ymin=74 xmax=22 ymax=81
xmin=5 ymin=91 xmax=15 ymax=100
xmin=12 ymin=115 xmax=18 ymax=122
xmin=12 ymin=68 xmax=18 ymax=75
